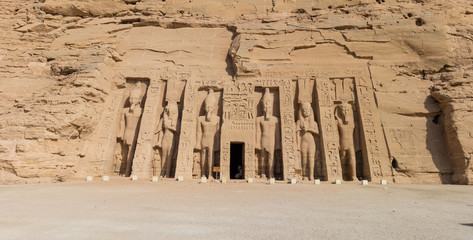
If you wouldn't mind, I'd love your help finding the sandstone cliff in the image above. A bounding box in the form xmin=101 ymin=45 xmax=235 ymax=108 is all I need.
xmin=0 ymin=0 xmax=471 ymax=184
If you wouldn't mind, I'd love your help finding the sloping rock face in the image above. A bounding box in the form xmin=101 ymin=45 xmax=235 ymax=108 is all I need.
xmin=0 ymin=0 xmax=471 ymax=184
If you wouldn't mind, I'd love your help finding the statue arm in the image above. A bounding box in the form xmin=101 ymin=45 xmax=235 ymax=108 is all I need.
xmin=155 ymin=118 xmax=163 ymax=134
xmin=168 ymin=122 xmax=177 ymax=133
xmin=155 ymin=118 xmax=163 ymax=148
xmin=295 ymin=120 xmax=301 ymax=134
xmin=295 ymin=120 xmax=301 ymax=149
xmin=174 ymin=117 xmax=181 ymax=134
xmin=195 ymin=118 xmax=202 ymax=150
xmin=307 ymin=121 xmax=319 ymax=135
xmin=118 ymin=112 xmax=125 ymax=140
xmin=214 ymin=117 xmax=221 ymax=150
xmin=255 ymin=118 xmax=261 ymax=150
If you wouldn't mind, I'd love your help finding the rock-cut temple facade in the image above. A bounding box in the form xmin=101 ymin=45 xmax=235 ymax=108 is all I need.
xmin=0 ymin=0 xmax=472 ymax=185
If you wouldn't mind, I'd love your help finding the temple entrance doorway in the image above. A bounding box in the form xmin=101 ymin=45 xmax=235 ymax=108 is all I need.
xmin=230 ymin=142 xmax=244 ymax=179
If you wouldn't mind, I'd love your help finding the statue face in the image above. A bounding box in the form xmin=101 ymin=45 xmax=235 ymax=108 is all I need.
xmin=301 ymin=103 xmax=311 ymax=117
xmin=205 ymin=104 xmax=214 ymax=115
xmin=129 ymin=94 xmax=140 ymax=106
xmin=341 ymin=104 xmax=350 ymax=117
xmin=166 ymin=102 xmax=177 ymax=117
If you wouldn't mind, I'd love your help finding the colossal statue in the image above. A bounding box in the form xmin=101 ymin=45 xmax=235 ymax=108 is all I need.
xmin=196 ymin=89 xmax=220 ymax=179
xmin=156 ymin=100 xmax=180 ymax=178
xmin=335 ymin=102 xmax=357 ymax=181
xmin=296 ymin=102 xmax=319 ymax=181
xmin=256 ymin=88 xmax=280 ymax=179
xmin=118 ymin=87 xmax=143 ymax=177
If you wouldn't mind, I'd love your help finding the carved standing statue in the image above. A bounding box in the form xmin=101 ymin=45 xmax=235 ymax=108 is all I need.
xmin=335 ymin=102 xmax=357 ymax=181
xmin=156 ymin=100 xmax=180 ymax=178
xmin=196 ymin=89 xmax=220 ymax=179
xmin=256 ymin=88 xmax=280 ymax=179
xmin=118 ymin=87 xmax=143 ymax=177
xmin=113 ymin=146 xmax=122 ymax=174
xmin=296 ymin=102 xmax=319 ymax=181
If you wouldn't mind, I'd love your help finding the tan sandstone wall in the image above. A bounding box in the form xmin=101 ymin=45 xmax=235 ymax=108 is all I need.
xmin=0 ymin=0 xmax=472 ymax=184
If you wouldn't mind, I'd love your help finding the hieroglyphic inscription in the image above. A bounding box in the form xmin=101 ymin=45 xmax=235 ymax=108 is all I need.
xmin=174 ymin=80 xmax=197 ymax=179
xmin=253 ymin=78 xmax=297 ymax=179
xmin=220 ymin=81 xmax=255 ymax=179
xmin=279 ymin=80 xmax=296 ymax=179
xmin=315 ymin=78 xmax=342 ymax=181
xmin=86 ymin=90 xmax=124 ymax=175
xmin=131 ymin=80 xmax=162 ymax=178
xmin=354 ymin=77 xmax=391 ymax=180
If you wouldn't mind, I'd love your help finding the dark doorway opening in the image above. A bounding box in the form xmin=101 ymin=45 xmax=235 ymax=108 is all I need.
xmin=230 ymin=143 xmax=244 ymax=179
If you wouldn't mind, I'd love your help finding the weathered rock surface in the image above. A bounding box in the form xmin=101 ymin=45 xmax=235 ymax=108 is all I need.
xmin=0 ymin=0 xmax=472 ymax=184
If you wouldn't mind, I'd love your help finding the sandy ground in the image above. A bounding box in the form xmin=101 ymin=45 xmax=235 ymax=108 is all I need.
xmin=0 ymin=179 xmax=472 ymax=240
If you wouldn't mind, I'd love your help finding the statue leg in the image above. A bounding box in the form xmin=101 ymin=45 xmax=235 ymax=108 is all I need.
xmin=301 ymin=149 xmax=308 ymax=179
xmin=308 ymin=150 xmax=315 ymax=181
xmin=267 ymin=147 xmax=274 ymax=179
xmin=208 ymin=145 xmax=214 ymax=179
xmin=160 ymin=148 xmax=165 ymax=177
xmin=340 ymin=149 xmax=347 ymax=178
xmin=164 ymin=146 xmax=172 ymax=178
xmin=258 ymin=151 xmax=264 ymax=177
xmin=201 ymin=148 xmax=207 ymax=178
xmin=125 ymin=144 xmax=133 ymax=177
xmin=349 ymin=147 xmax=357 ymax=180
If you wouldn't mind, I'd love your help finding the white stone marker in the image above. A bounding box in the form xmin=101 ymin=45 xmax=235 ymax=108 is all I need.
xmin=362 ymin=180 xmax=368 ymax=185
xmin=290 ymin=178 xmax=297 ymax=184
xmin=86 ymin=176 xmax=93 ymax=182
xmin=221 ymin=177 xmax=227 ymax=184
xmin=177 ymin=176 xmax=184 ymax=181
xmin=335 ymin=179 xmax=342 ymax=184
xmin=131 ymin=175 xmax=138 ymax=181
xmin=102 ymin=176 xmax=110 ymax=182
xmin=269 ymin=178 xmax=276 ymax=184
xmin=247 ymin=178 xmax=253 ymax=183
xmin=201 ymin=176 xmax=207 ymax=183
xmin=314 ymin=179 xmax=321 ymax=185
xmin=381 ymin=179 xmax=387 ymax=185
xmin=152 ymin=176 xmax=158 ymax=182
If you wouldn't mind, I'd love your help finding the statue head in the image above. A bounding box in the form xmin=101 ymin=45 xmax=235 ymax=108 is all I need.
xmin=336 ymin=102 xmax=352 ymax=124
xmin=301 ymin=102 xmax=312 ymax=117
xmin=262 ymin=88 xmax=273 ymax=116
xmin=165 ymin=100 xmax=178 ymax=118
xmin=129 ymin=87 xmax=142 ymax=106
xmin=340 ymin=102 xmax=351 ymax=116
xmin=204 ymin=89 xmax=216 ymax=115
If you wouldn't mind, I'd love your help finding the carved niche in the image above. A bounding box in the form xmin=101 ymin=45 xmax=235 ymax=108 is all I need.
xmin=153 ymin=78 xmax=184 ymax=178
xmin=253 ymin=78 xmax=297 ymax=180
xmin=296 ymin=78 xmax=321 ymax=181
xmin=174 ymin=79 xmax=224 ymax=180
xmin=115 ymin=79 xmax=149 ymax=177
xmin=312 ymin=66 xmax=391 ymax=182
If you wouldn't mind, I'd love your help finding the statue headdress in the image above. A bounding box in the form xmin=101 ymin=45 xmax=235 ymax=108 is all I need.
xmin=204 ymin=89 xmax=216 ymax=107
xmin=129 ymin=87 xmax=142 ymax=103
xmin=262 ymin=88 xmax=273 ymax=107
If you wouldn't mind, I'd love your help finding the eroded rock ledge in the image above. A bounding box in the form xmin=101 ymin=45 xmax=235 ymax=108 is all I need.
xmin=0 ymin=0 xmax=472 ymax=184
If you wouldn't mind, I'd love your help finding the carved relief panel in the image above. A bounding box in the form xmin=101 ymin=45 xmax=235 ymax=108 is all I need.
xmin=254 ymin=79 xmax=297 ymax=180
xmin=175 ymin=79 xmax=223 ymax=180
xmin=220 ymin=81 xmax=255 ymax=180
xmin=129 ymin=78 xmax=161 ymax=178
xmin=296 ymin=78 xmax=321 ymax=181
xmin=312 ymin=66 xmax=391 ymax=182
xmin=85 ymin=89 xmax=125 ymax=176
xmin=153 ymin=78 xmax=185 ymax=178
